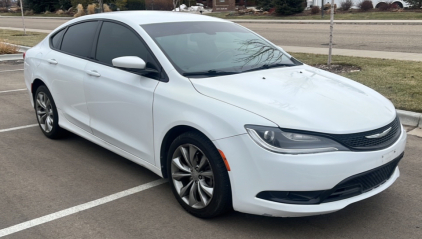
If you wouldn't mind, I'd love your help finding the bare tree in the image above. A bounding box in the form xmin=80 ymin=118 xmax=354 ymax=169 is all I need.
xmin=327 ymin=0 xmax=335 ymax=68
xmin=173 ymin=0 xmax=180 ymax=10
xmin=235 ymin=39 xmax=284 ymax=68
xmin=0 ymin=0 xmax=11 ymax=8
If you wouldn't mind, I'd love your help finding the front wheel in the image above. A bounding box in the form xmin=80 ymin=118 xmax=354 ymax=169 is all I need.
xmin=167 ymin=131 xmax=232 ymax=218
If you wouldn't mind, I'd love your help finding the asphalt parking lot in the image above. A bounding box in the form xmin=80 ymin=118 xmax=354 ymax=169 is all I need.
xmin=1 ymin=61 xmax=421 ymax=238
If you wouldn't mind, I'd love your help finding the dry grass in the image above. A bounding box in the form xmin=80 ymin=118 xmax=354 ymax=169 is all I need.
xmin=0 ymin=40 xmax=19 ymax=54
xmin=103 ymin=4 xmax=112 ymax=12
xmin=292 ymin=53 xmax=422 ymax=112
xmin=87 ymin=4 xmax=96 ymax=15
xmin=0 ymin=29 xmax=48 ymax=47
xmin=74 ymin=4 xmax=85 ymax=17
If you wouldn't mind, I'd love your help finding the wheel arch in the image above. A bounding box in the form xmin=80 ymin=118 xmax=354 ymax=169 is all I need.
xmin=160 ymin=125 xmax=210 ymax=178
xmin=31 ymin=78 xmax=47 ymax=105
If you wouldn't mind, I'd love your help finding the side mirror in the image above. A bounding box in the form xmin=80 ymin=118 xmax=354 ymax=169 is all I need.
xmin=112 ymin=56 xmax=146 ymax=70
xmin=112 ymin=56 xmax=160 ymax=75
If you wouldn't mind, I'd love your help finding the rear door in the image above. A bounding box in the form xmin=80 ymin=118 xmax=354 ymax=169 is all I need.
xmin=44 ymin=21 xmax=99 ymax=133
xmin=83 ymin=21 xmax=163 ymax=164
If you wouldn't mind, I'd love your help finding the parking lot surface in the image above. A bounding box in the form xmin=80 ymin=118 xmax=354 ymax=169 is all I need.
xmin=1 ymin=61 xmax=421 ymax=238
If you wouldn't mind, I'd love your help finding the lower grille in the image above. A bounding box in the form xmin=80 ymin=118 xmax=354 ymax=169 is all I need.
xmin=322 ymin=153 xmax=403 ymax=203
xmin=256 ymin=153 xmax=403 ymax=205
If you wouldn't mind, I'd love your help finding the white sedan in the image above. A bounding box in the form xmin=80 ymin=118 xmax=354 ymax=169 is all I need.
xmin=24 ymin=11 xmax=407 ymax=218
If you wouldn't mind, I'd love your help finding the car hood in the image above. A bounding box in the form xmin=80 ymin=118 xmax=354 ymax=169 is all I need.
xmin=189 ymin=65 xmax=396 ymax=134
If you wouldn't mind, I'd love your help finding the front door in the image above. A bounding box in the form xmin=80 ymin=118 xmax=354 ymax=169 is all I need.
xmin=83 ymin=21 xmax=162 ymax=165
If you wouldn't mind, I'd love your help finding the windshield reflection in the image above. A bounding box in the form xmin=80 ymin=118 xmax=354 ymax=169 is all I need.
xmin=142 ymin=22 xmax=300 ymax=77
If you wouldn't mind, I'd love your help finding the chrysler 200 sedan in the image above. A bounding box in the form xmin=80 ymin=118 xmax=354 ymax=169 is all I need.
xmin=24 ymin=11 xmax=407 ymax=218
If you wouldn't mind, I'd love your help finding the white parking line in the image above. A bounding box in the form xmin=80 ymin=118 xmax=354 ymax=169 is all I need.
xmin=0 ymin=124 xmax=38 ymax=133
xmin=0 ymin=178 xmax=167 ymax=237
xmin=0 ymin=89 xmax=26 ymax=94
xmin=0 ymin=69 xmax=24 ymax=73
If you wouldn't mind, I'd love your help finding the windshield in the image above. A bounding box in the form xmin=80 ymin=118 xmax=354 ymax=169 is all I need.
xmin=142 ymin=21 xmax=301 ymax=78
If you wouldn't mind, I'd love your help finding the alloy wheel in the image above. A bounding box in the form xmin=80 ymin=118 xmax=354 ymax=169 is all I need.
xmin=36 ymin=92 xmax=54 ymax=133
xmin=171 ymin=144 xmax=214 ymax=209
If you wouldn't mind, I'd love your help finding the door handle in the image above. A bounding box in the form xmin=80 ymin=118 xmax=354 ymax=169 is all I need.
xmin=47 ymin=59 xmax=58 ymax=65
xmin=86 ymin=70 xmax=101 ymax=77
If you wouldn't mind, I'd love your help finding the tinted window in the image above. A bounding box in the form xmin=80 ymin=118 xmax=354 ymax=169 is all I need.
xmin=61 ymin=21 xmax=98 ymax=58
xmin=96 ymin=22 xmax=155 ymax=68
xmin=142 ymin=22 xmax=299 ymax=77
xmin=51 ymin=29 xmax=65 ymax=49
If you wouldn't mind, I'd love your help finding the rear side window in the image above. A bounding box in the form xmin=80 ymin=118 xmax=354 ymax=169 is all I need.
xmin=95 ymin=22 xmax=155 ymax=68
xmin=51 ymin=29 xmax=65 ymax=49
xmin=61 ymin=21 xmax=98 ymax=58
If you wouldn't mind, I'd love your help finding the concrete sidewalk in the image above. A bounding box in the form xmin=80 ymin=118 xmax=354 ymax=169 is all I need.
xmin=0 ymin=26 xmax=52 ymax=34
xmin=283 ymin=46 xmax=422 ymax=62
xmin=2 ymin=26 xmax=422 ymax=62
xmin=229 ymin=19 xmax=422 ymax=25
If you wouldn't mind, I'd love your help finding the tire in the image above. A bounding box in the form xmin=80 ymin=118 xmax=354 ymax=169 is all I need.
xmin=34 ymin=85 xmax=64 ymax=139
xmin=167 ymin=131 xmax=232 ymax=218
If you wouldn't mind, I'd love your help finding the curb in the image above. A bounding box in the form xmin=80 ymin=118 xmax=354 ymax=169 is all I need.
xmin=397 ymin=110 xmax=422 ymax=128
xmin=1 ymin=42 xmax=30 ymax=53
xmin=0 ymin=16 xmax=73 ymax=20
xmin=0 ymin=54 xmax=23 ymax=61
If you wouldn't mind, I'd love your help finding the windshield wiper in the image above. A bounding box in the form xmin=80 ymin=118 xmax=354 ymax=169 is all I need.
xmin=243 ymin=63 xmax=296 ymax=73
xmin=182 ymin=70 xmax=239 ymax=77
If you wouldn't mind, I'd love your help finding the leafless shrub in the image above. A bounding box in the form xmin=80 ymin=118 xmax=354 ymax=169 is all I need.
xmin=56 ymin=9 xmax=64 ymax=15
xmin=340 ymin=0 xmax=353 ymax=10
xmin=377 ymin=1 xmax=398 ymax=11
xmin=311 ymin=6 xmax=320 ymax=14
xmin=359 ymin=0 xmax=374 ymax=11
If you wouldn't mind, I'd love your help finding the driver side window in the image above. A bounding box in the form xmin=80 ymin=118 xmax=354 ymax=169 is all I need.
xmin=95 ymin=21 xmax=158 ymax=70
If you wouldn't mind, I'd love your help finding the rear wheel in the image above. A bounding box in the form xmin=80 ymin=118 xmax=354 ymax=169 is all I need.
xmin=167 ymin=131 xmax=232 ymax=218
xmin=34 ymin=86 xmax=64 ymax=139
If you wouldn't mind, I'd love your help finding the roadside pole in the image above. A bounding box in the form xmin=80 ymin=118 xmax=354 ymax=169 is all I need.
xmin=327 ymin=0 xmax=334 ymax=68
xmin=321 ymin=0 xmax=324 ymax=18
xmin=99 ymin=0 xmax=103 ymax=12
xmin=19 ymin=0 xmax=26 ymax=35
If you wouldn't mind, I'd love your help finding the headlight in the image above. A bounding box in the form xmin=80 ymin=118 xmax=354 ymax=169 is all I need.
xmin=245 ymin=125 xmax=348 ymax=154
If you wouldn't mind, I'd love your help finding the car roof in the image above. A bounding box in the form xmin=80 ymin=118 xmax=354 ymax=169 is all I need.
xmin=66 ymin=11 xmax=228 ymax=26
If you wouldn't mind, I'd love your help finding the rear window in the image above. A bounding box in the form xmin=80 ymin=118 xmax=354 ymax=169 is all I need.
xmin=51 ymin=29 xmax=65 ymax=49
xmin=61 ymin=21 xmax=98 ymax=58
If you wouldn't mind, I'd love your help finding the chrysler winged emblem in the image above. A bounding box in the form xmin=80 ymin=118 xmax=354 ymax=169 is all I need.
xmin=365 ymin=127 xmax=392 ymax=139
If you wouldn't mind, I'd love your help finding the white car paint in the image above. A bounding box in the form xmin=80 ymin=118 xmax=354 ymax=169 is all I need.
xmin=24 ymin=11 xmax=407 ymax=217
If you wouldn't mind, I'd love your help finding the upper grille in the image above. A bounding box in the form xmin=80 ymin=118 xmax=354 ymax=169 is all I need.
xmin=329 ymin=116 xmax=401 ymax=151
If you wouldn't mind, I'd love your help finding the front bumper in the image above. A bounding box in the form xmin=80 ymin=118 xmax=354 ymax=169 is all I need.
xmin=213 ymin=125 xmax=407 ymax=217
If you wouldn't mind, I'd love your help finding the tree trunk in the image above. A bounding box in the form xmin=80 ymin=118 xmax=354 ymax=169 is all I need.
xmin=327 ymin=0 xmax=335 ymax=68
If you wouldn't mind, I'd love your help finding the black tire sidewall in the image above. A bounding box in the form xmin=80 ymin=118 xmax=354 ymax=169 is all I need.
xmin=167 ymin=131 xmax=232 ymax=218
xmin=35 ymin=86 xmax=61 ymax=139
